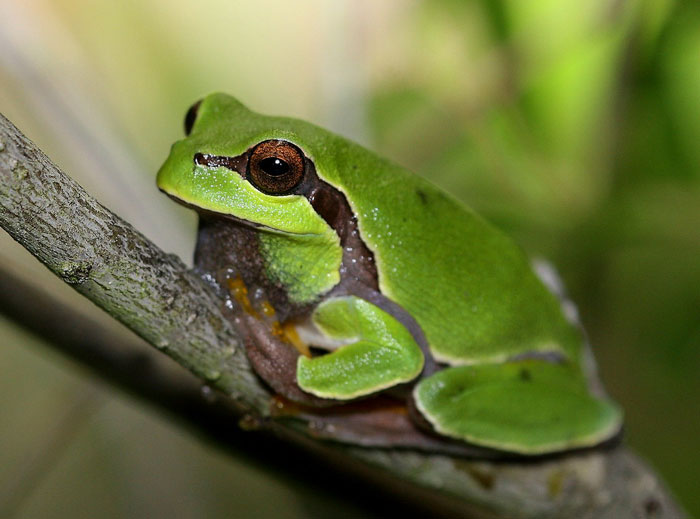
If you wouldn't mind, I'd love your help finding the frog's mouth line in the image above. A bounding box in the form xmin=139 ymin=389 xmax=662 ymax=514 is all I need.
xmin=160 ymin=190 xmax=318 ymax=238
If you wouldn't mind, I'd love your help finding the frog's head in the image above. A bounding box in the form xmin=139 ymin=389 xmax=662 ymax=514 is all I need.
xmin=157 ymin=93 xmax=342 ymax=236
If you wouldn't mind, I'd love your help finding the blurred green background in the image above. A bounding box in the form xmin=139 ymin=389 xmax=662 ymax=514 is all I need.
xmin=0 ymin=0 xmax=698 ymax=517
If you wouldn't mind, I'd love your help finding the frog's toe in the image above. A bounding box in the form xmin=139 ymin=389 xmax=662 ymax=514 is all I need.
xmin=413 ymin=361 xmax=623 ymax=455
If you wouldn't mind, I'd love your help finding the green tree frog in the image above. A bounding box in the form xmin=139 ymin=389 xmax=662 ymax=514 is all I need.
xmin=157 ymin=93 xmax=622 ymax=456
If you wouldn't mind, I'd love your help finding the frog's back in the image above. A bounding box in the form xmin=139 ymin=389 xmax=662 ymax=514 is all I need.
xmin=197 ymin=96 xmax=584 ymax=366
xmin=318 ymin=138 xmax=583 ymax=366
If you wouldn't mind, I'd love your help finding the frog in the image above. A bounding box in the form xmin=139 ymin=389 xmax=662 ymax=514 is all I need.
xmin=157 ymin=93 xmax=623 ymax=456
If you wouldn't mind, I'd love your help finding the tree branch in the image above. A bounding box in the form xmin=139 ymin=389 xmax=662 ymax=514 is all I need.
xmin=0 ymin=112 xmax=686 ymax=519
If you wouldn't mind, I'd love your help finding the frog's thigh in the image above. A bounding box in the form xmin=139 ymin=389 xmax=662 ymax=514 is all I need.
xmin=297 ymin=296 xmax=424 ymax=400
xmin=413 ymin=361 xmax=623 ymax=454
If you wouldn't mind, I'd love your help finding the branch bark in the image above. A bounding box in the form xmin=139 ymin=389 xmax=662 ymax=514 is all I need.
xmin=0 ymin=112 xmax=686 ymax=519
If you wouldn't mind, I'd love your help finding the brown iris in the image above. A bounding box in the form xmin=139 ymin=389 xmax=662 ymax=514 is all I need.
xmin=247 ymin=140 xmax=305 ymax=195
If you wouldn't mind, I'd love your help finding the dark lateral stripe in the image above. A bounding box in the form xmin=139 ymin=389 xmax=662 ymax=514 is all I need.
xmin=194 ymin=153 xmax=245 ymax=174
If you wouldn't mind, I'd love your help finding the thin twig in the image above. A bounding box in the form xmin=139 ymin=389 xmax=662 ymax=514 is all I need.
xmin=0 ymin=112 xmax=686 ymax=519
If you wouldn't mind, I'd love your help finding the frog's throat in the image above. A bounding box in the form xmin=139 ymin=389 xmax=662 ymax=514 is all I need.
xmin=188 ymin=146 xmax=381 ymax=294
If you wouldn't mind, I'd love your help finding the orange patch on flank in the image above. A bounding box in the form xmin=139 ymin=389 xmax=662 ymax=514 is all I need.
xmin=227 ymin=276 xmax=256 ymax=316
xmin=270 ymin=321 xmax=285 ymax=339
xmin=282 ymin=322 xmax=312 ymax=357
xmin=260 ymin=301 xmax=276 ymax=317
xmin=226 ymin=276 xmax=310 ymax=357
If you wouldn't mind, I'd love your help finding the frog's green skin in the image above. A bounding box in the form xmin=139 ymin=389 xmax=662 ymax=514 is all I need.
xmin=157 ymin=93 xmax=622 ymax=455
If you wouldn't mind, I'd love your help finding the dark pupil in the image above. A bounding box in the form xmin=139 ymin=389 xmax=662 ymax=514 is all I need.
xmin=259 ymin=157 xmax=290 ymax=176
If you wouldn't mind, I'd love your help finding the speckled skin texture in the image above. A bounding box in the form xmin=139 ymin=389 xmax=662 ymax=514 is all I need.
xmin=157 ymin=94 xmax=622 ymax=454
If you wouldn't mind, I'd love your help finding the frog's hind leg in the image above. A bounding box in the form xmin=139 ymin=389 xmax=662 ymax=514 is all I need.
xmin=412 ymin=360 xmax=623 ymax=455
xmin=240 ymin=310 xmax=335 ymax=407
xmin=218 ymin=272 xmax=334 ymax=407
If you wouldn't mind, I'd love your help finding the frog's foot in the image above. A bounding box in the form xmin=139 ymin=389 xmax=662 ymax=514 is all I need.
xmin=296 ymin=296 xmax=424 ymax=400
xmin=412 ymin=360 xmax=623 ymax=455
xmin=272 ymin=395 xmax=511 ymax=458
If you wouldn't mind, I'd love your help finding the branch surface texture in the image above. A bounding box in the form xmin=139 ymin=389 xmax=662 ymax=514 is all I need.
xmin=0 ymin=113 xmax=686 ymax=519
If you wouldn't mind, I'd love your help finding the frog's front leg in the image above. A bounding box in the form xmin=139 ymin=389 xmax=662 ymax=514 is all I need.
xmin=239 ymin=309 xmax=324 ymax=406
xmin=221 ymin=270 xmax=424 ymax=404
xmin=214 ymin=271 xmax=325 ymax=406
xmin=296 ymin=295 xmax=425 ymax=400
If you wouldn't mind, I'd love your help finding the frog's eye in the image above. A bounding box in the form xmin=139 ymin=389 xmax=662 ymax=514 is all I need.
xmin=184 ymin=100 xmax=202 ymax=136
xmin=248 ymin=140 xmax=305 ymax=195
